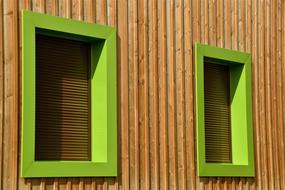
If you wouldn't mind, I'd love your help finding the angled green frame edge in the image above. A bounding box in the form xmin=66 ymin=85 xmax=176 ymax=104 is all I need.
xmin=21 ymin=10 xmax=117 ymax=177
xmin=195 ymin=43 xmax=254 ymax=177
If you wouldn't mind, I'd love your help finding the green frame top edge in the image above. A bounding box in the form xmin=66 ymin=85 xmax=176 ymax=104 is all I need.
xmin=22 ymin=10 xmax=116 ymax=40
xmin=195 ymin=42 xmax=251 ymax=64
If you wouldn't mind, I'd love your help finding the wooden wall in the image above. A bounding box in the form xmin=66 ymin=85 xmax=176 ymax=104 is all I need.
xmin=0 ymin=0 xmax=284 ymax=189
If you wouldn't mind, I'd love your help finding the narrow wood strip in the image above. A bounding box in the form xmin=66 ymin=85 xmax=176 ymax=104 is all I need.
xmin=0 ymin=0 xmax=3 ymax=188
xmin=24 ymin=179 xmax=31 ymax=190
xmin=258 ymin=0 xmax=268 ymax=189
xmin=231 ymin=0 xmax=238 ymax=50
xmin=83 ymin=0 xmax=95 ymax=22
xmin=32 ymin=0 xmax=45 ymax=12
xmin=245 ymin=0 xmax=252 ymax=52
xmin=107 ymin=0 xmax=116 ymax=27
xmin=264 ymin=1 xmax=275 ymax=189
xmin=251 ymin=0 xmax=262 ymax=189
xmin=138 ymin=0 xmax=149 ymax=189
xmin=117 ymin=0 xmax=129 ymax=189
xmin=175 ymin=0 xmax=186 ymax=189
xmin=274 ymin=1 xmax=285 ymax=189
xmin=281 ymin=0 xmax=285 ymax=189
xmin=209 ymin=0 xmax=216 ymax=46
xmin=270 ymin=0 xmax=281 ymax=189
xmin=148 ymin=0 xmax=159 ymax=189
xmin=58 ymin=0 xmax=65 ymax=17
xmin=192 ymin=0 xmax=200 ymax=42
xmin=238 ymin=0 xmax=245 ymax=51
xmin=183 ymin=0 xmax=195 ymax=189
xmin=46 ymin=0 xmax=58 ymax=16
xmin=3 ymin=0 xmax=18 ymax=189
xmin=224 ymin=0 xmax=231 ymax=49
xmin=216 ymin=0 xmax=223 ymax=47
xmin=166 ymin=0 xmax=177 ymax=189
xmin=128 ymin=0 xmax=139 ymax=189
xmin=31 ymin=179 xmax=41 ymax=190
xmin=157 ymin=0 xmax=168 ymax=189
xmin=201 ymin=0 xmax=208 ymax=44
xmin=95 ymin=0 xmax=106 ymax=24
xmin=71 ymin=0 xmax=83 ymax=20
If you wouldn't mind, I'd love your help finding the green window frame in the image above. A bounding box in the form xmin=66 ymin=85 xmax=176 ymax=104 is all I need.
xmin=21 ymin=10 xmax=117 ymax=177
xmin=195 ymin=43 xmax=254 ymax=177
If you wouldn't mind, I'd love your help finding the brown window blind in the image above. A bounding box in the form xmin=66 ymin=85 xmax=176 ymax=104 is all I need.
xmin=204 ymin=60 xmax=232 ymax=163
xmin=35 ymin=34 xmax=91 ymax=161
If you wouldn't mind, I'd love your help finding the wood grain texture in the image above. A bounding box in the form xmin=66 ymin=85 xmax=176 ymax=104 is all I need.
xmin=3 ymin=0 xmax=18 ymax=190
xmin=0 ymin=0 xmax=3 ymax=189
xmin=0 ymin=0 xmax=284 ymax=189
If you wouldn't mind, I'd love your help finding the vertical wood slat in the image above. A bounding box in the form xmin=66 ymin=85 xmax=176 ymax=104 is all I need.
xmin=3 ymin=0 xmax=18 ymax=190
xmin=83 ymin=0 xmax=95 ymax=23
xmin=184 ymin=0 xmax=195 ymax=189
xmin=96 ymin=0 xmax=106 ymax=24
xmin=259 ymin=0 xmax=269 ymax=189
xmin=148 ymin=0 xmax=159 ymax=189
xmin=282 ymin=0 xmax=285 ymax=188
xmin=278 ymin=1 xmax=285 ymax=189
xmin=224 ymin=0 xmax=231 ymax=49
xmin=46 ymin=0 xmax=58 ymax=16
xmin=270 ymin=1 xmax=280 ymax=189
xmin=128 ymin=0 xmax=139 ymax=189
xmin=0 ymin=0 xmax=284 ymax=189
xmin=157 ymin=0 xmax=168 ymax=189
xmin=0 ymin=0 xmax=3 ymax=189
xmin=138 ymin=0 xmax=149 ymax=189
xmin=71 ymin=0 xmax=83 ymax=20
xmin=175 ymin=0 xmax=186 ymax=189
xmin=252 ymin=0 xmax=262 ymax=189
xmin=166 ymin=0 xmax=177 ymax=189
xmin=216 ymin=0 xmax=223 ymax=48
xmin=117 ymin=0 xmax=129 ymax=189
xmin=274 ymin=1 xmax=281 ymax=189
xmin=265 ymin=0 xmax=275 ymax=189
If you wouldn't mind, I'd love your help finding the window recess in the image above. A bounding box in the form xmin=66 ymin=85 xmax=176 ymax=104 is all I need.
xmin=35 ymin=34 xmax=91 ymax=161
xmin=195 ymin=43 xmax=254 ymax=177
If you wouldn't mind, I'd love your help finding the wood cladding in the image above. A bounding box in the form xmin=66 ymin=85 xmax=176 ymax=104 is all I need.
xmin=35 ymin=34 xmax=91 ymax=161
xmin=0 ymin=0 xmax=285 ymax=189
xmin=204 ymin=62 xmax=232 ymax=163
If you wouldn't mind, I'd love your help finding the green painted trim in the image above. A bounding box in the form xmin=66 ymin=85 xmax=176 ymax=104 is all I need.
xmin=21 ymin=10 xmax=117 ymax=177
xmin=195 ymin=43 xmax=254 ymax=177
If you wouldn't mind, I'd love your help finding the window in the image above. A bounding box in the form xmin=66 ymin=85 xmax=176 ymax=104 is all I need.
xmin=35 ymin=34 xmax=91 ymax=161
xmin=195 ymin=43 xmax=254 ymax=177
xmin=21 ymin=11 xmax=117 ymax=177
